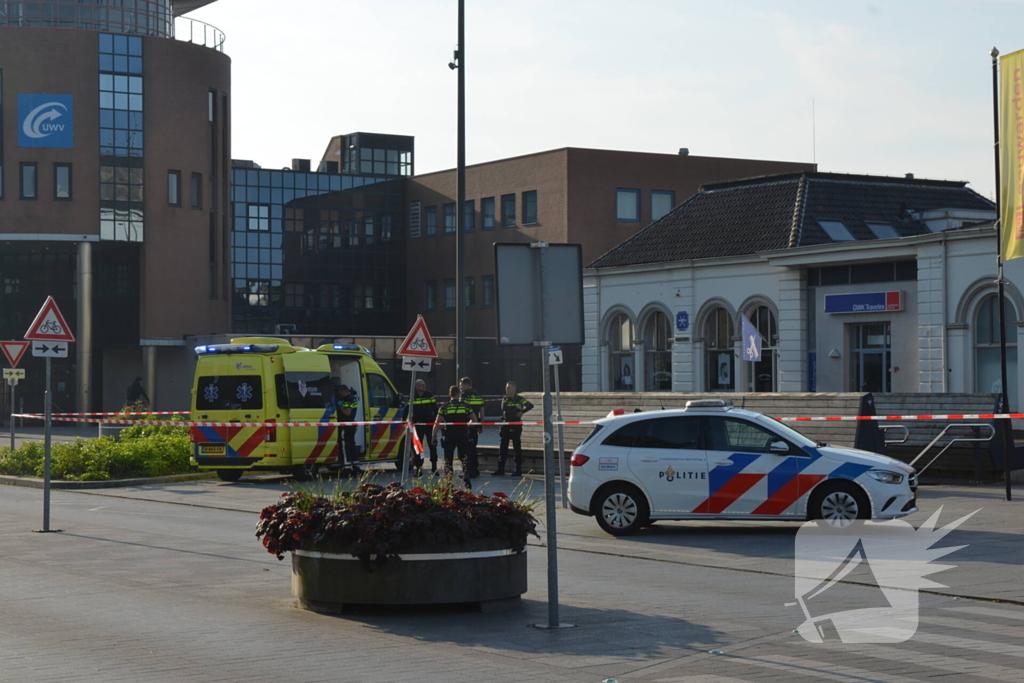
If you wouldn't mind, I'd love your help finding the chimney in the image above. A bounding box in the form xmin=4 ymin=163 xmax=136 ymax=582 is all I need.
xmin=905 ymin=173 xmax=914 ymax=179
xmin=678 ymin=148 xmax=689 ymax=156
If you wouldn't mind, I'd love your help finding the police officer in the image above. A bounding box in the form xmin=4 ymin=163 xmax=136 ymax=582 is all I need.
xmin=411 ymin=378 xmax=439 ymax=475
xmin=431 ymin=385 xmax=474 ymax=488
xmin=459 ymin=377 xmax=484 ymax=478
xmin=335 ymin=383 xmax=361 ymax=474
xmin=495 ymin=381 xmax=533 ymax=476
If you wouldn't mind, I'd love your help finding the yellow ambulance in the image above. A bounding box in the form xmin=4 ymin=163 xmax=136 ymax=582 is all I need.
xmin=189 ymin=337 xmax=407 ymax=481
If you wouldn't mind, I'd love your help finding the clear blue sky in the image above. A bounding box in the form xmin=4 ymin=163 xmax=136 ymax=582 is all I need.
xmin=191 ymin=0 xmax=1021 ymax=199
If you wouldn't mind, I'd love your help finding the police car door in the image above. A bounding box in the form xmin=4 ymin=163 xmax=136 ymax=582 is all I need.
xmin=625 ymin=416 xmax=707 ymax=515
xmin=281 ymin=353 xmax=339 ymax=466
xmin=697 ymin=416 xmax=800 ymax=516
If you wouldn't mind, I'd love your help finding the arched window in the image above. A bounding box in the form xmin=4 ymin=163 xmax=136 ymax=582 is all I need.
xmin=607 ymin=313 xmax=635 ymax=391
xmin=974 ymin=295 xmax=1018 ymax=407
xmin=743 ymin=305 xmax=778 ymax=392
xmin=704 ymin=307 xmax=734 ymax=391
xmin=643 ymin=311 xmax=672 ymax=391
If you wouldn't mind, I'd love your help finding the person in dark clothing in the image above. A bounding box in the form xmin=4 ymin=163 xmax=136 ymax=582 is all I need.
xmin=495 ymin=381 xmax=533 ymax=476
xmin=431 ymin=385 xmax=474 ymax=489
xmin=459 ymin=377 xmax=484 ymax=478
xmin=335 ymin=384 xmax=361 ymax=473
xmin=125 ymin=377 xmax=150 ymax=410
xmin=411 ymin=378 xmax=439 ymax=474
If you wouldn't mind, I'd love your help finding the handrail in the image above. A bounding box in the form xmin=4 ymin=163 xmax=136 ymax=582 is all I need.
xmin=880 ymin=424 xmax=908 ymax=444
xmin=173 ymin=16 xmax=225 ymax=52
xmin=907 ymin=423 xmax=994 ymax=476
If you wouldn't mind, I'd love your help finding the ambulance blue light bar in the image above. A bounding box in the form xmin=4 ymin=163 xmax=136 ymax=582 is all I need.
xmin=333 ymin=344 xmax=369 ymax=353
xmin=195 ymin=344 xmax=280 ymax=354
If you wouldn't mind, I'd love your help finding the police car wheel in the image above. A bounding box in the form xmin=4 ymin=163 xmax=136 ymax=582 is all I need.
xmin=216 ymin=469 xmax=243 ymax=483
xmin=594 ymin=483 xmax=649 ymax=536
xmin=809 ymin=482 xmax=870 ymax=522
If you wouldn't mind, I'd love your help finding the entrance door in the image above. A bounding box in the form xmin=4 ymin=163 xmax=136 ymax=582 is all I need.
xmin=850 ymin=323 xmax=891 ymax=393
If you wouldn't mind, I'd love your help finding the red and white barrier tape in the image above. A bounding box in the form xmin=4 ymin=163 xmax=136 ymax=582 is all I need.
xmin=12 ymin=412 xmax=1023 ymax=429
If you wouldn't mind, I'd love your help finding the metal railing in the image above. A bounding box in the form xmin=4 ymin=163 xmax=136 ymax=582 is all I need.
xmin=173 ymin=16 xmax=225 ymax=52
xmin=907 ymin=423 xmax=994 ymax=476
xmin=880 ymin=424 xmax=909 ymax=444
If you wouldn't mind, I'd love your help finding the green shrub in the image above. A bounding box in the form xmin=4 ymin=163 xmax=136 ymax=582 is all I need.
xmin=0 ymin=431 xmax=193 ymax=481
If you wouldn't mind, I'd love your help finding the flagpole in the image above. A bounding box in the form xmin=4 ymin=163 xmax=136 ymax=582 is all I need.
xmin=992 ymin=46 xmax=1013 ymax=502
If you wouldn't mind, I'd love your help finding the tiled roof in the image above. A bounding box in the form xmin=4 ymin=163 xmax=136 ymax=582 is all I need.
xmin=589 ymin=172 xmax=995 ymax=269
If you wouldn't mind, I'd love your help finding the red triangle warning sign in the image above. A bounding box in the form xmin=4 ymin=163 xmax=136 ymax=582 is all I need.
xmin=0 ymin=341 xmax=30 ymax=367
xmin=397 ymin=315 xmax=438 ymax=358
xmin=24 ymin=296 xmax=76 ymax=343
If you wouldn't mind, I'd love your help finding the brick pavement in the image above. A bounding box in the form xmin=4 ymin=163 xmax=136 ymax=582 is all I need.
xmin=0 ymin=478 xmax=1021 ymax=682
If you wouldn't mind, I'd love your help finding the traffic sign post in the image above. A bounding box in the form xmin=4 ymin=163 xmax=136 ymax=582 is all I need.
xmin=548 ymin=347 xmax=567 ymax=509
xmin=3 ymin=368 xmax=26 ymax=452
xmin=1 ymin=341 xmax=30 ymax=367
xmin=24 ymin=296 xmax=73 ymax=534
xmin=397 ymin=316 xmax=438 ymax=485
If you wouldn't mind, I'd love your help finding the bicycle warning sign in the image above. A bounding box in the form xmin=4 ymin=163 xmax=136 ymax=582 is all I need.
xmin=24 ymin=296 xmax=76 ymax=343
xmin=397 ymin=315 xmax=437 ymax=358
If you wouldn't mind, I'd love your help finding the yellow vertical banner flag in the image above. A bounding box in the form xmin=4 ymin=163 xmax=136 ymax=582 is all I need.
xmin=1000 ymin=49 xmax=1024 ymax=261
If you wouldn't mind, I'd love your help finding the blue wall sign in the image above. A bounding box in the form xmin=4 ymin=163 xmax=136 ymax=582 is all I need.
xmin=824 ymin=291 xmax=902 ymax=314
xmin=675 ymin=311 xmax=689 ymax=331
xmin=18 ymin=94 xmax=74 ymax=148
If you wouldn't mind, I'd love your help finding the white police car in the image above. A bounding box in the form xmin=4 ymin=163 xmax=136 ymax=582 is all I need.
xmin=567 ymin=400 xmax=918 ymax=535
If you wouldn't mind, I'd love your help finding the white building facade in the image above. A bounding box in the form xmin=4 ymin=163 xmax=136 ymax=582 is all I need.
xmin=583 ymin=172 xmax=1019 ymax=405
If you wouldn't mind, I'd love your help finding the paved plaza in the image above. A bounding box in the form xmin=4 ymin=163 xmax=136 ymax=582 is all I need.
xmin=0 ymin=472 xmax=1021 ymax=682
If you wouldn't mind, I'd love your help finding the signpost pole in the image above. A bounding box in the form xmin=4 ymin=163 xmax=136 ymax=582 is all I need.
xmin=553 ymin=360 xmax=567 ymax=509
xmin=539 ymin=341 xmax=559 ymax=629
xmin=43 ymin=357 xmax=52 ymax=532
xmin=9 ymin=381 xmax=15 ymax=452
xmin=401 ymin=369 xmax=416 ymax=484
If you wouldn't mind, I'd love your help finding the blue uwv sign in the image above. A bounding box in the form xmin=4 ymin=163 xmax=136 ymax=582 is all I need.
xmin=18 ymin=94 xmax=74 ymax=148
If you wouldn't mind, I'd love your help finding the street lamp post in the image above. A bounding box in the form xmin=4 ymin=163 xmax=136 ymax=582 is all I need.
xmin=452 ymin=0 xmax=466 ymax=380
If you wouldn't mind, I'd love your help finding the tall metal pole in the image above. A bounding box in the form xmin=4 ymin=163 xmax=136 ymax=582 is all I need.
xmin=553 ymin=361 xmax=567 ymax=508
xmin=992 ymin=47 xmax=1013 ymax=502
xmin=43 ymin=356 xmax=52 ymax=531
xmin=401 ymin=369 xmax=416 ymax=485
xmin=454 ymin=0 xmax=466 ymax=380
xmin=8 ymin=381 xmax=15 ymax=451
xmin=77 ymin=241 xmax=93 ymax=418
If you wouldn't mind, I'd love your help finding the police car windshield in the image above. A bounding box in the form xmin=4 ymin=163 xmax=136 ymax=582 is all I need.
xmin=752 ymin=414 xmax=817 ymax=448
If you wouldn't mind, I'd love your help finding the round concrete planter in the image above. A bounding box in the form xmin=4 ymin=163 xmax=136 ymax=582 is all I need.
xmin=291 ymin=538 xmax=527 ymax=614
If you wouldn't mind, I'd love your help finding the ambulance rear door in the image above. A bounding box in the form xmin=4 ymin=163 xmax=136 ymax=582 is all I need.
xmin=281 ymin=353 xmax=339 ymax=466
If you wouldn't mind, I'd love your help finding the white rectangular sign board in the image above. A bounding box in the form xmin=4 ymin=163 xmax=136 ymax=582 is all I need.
xmin=401 ymin=357 xmax=432 ymax=372
xmin=2 ymin=368 xmax=26 ymax=379
xmin=32 ymin=342 xmax=68 ymax=358
xmin=548 ymin=347 xmax=563 ymax=366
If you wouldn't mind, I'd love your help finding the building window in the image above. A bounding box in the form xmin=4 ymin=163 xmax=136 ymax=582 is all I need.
xmin=191 ymin=172 xmax=202 ymax=209
xmin=616 ymin=189 xmax=640 ymax=222
xmin=501 ymin=193 xmax=516 ymax=227
xmin=464 ymin=199 xmax=475 ymax=232
xmin=849 ymin=322 xmax=891 ymax=393
xmin=651 ymin=190 xmax=674 ymax=221
xmin=481 ymin=196 xmax=495 ymax=230
xmin=975 ymin=295 xmax=1018 ymax=407
xmin=704 ymin=307 xmax=734 ymax=391
xmin=408 ymin=201 xmax=421 ymax=239
xmin=284 ymin=282 xmax=304 ymax=308
xmin=607 ymin=313 xmax=635 ymax=391
xmin=425 ymin=281 xmax=437 ymax=312
xmin=482 ymin=275 xmax=495 ymax=308
xmin=522 ymin=190 xmax=538 ymax=224
xmin=643 ymin=311 xmax=672 ymax=391
xmin=743 ymin=305 xmax=778 ymax=392
xmin=20 ymin=163 xmax=37 ymax=200
xmin=425 ymin=206 xmax=437 ymax=237
xmin=54 ymin=164 xmax=72 ymax=200
xmin=443 ymin=202 xmax=455 ymax=235
xmin=465 ymin=276 xmax=475 ymax=309
xmin=167 ymin=170 xmax=181 ymax=206
xmin=247 ymin=204 xmax=269 ymax=230
xmin=443 ymin=279 xmax=456 ymax=310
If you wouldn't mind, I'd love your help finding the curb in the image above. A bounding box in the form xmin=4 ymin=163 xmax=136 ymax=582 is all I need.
xmin=0 ymin=472 xmax=218 ymax=489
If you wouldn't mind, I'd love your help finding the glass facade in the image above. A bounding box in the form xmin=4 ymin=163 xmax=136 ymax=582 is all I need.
xmin=230 ymin=165 xmax=407 ymax=335
xmin=0 ymin=1 xmax=174 ymax=37
xmin=99 ymin=33 xmax=145 ymax=242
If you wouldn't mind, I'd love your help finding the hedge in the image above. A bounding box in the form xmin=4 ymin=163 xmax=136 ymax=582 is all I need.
xmin=0 ymin=423 xmax=192 ymax=481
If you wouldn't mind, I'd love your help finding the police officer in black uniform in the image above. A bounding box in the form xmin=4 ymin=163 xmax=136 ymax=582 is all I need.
xmin=431 ymin=385 xmax=474 ymax=488
xmin=411 ymin=378 xmax=439 ymax=474
xmin=495 ymin=380 xmax=533 ymax=476
xmin=335 ymin=383 xmax=361 ymax=474
xmin=459 ymin=377 xmax=484 ymax=478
